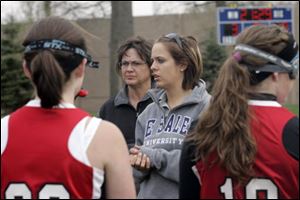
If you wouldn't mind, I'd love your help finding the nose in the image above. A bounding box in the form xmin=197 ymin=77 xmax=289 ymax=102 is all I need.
xmin=150 ymin=61 xmax=157 ymax=71
xmin=125 ymin=64 xmax=135 ymax=71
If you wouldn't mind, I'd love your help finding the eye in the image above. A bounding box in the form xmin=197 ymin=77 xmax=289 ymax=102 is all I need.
xmin=120 ymin=61 xmax=129 ymax=67
xmin=157 ymin=58 xmax=164 ymax=64
xmin=131 ymin=61 xmax=141 ymax=66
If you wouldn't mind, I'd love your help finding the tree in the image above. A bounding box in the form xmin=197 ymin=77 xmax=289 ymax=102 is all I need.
xmin=109 ymin=1 xmax=133 ymax=96
xmin=1 ymin=17 xmax=33 ymax=116
xmin=43 ymin=1 xmax=52 ymax=17
xmin=20 ymin=1 xmax=111 ymax=22
xmin=20 ymin=1 xmax=53 ymax=22
xmin=200 ymin=29 xmax=227 ymax=92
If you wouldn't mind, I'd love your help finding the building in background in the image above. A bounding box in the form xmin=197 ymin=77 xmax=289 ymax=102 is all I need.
xmin=75 ymin=4 xmax=299 ymax=114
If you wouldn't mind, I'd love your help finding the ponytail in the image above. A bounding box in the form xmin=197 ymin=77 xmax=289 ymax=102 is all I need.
xmin=188 ymin=24 xmax=294 ymax=184
xmin=30 ymin=51 xmax=65 ymax=108
xmin=188 ymin=56 xmax=256 ymax=183
xmin=22 ymin=17 xmax=89 ymax=108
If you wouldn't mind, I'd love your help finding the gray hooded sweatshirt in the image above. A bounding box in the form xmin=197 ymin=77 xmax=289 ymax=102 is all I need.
xmin=134 ymin=80 xmax=211 ymax=199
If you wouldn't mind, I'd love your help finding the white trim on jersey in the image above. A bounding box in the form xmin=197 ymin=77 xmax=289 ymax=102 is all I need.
xmin=93 ymin=168 xmax=104 ymax=199
xmin=68 ymin=117 xmax=104 ymax=199
xmin=26 ymin=99 xmax=76 ymax=109
xmin=2 ymin=103 xmax=104 ymax=198
xmin=68 ymin=117 xmax=89 ymax=164
xmin=1 ymin=115 xmax=10 ymax=155
xmin=83 ymin=118 xmax=103 ymax=166
xmin=248 ymin=100 xmax=282 ymax=107
xmin=68 ymin=117 xmax=103 ymax=167
xmin=192 ymin=165 xmax=202 ymax=185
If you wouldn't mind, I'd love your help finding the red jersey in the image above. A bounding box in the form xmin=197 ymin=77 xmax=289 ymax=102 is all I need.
xmin=195 ymin=100 xmax=299 ymax=199
xmin=1 ymin=100 xmax=104 ymax=199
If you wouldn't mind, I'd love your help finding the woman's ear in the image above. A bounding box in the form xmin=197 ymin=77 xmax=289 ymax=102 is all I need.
xmin=179 ymin=63 xmax=188 ymax=72
xmin=74 ymin=58 xmax=87 ymax=78
xmin=22 ymin=60 xmax=31 ymax=79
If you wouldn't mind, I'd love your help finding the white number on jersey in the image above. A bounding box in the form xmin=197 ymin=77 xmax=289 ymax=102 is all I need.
xmin=5 ymin=183 xmax=70 ymax=199
xmin=5 ymin=183 xmax=31 ymax=199
xmin=220 ymin=177 xmax=279 ymax=199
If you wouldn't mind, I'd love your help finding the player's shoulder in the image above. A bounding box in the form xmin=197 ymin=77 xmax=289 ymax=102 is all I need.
xmin=98 ymin=120 xmax=121 ymax=133
xmin=95 ymin=120 xmax=124 ymax=144
xmin=89 ymin=119 xmax=127 ymax=166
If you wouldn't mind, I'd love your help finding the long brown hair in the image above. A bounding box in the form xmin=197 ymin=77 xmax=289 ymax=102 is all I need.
xmin=23 ymin=17 xmax=86 ymax=108
xmin=188 ymin=25 xmax=292 ymax=183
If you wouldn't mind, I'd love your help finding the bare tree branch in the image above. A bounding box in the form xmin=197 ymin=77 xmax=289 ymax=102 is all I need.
xmin=20 ymin=1 xmax=111 ymax=21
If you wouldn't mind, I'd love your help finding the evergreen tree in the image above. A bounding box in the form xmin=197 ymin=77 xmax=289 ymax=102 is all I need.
xmin=201 ymin=29 xmax=227 ymax=92
xmin=1 ymin=19 xmax=33 ymax=116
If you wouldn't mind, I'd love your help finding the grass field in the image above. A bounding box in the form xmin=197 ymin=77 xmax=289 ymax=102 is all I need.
xmin=284 ymin=104 xmax=299 ymax=116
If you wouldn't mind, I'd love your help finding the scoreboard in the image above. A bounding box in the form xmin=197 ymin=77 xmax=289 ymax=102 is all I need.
xmin=217 ymin=7 xmax=294 ymax=45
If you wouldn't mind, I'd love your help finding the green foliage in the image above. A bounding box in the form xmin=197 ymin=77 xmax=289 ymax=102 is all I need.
xmin=1 ymin=19 xmax=33 ymax=116
xmin=285 ymin=104 xmax=299 ymax=116
xmin=200 ymin=29 xmax=227 ymax=92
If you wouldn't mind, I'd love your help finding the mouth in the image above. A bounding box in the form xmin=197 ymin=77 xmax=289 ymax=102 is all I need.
xmin=125 ymin=76 xmax=136 ymax=79
xmin=152 ymin=74 xmax=160 ymax=81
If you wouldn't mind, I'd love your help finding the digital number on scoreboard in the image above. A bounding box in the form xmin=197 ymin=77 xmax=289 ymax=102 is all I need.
xmin=217 ymin=7 xmax=294 ymax=45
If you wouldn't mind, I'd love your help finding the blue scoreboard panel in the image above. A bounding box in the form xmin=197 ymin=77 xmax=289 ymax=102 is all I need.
xmin=217 ymin=7 xmax=294 ymax=45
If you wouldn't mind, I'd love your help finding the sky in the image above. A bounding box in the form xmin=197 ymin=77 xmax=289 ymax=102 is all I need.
xmin=132 ymin=1 xmax=154 ymax=16
xmin=1 ymin=1 xmax=154 ymax=22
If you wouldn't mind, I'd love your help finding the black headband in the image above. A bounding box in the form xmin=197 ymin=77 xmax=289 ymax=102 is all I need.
xmin=234 ymin=43 xmax=299 ymax=79
xmin=24 ymin=39 xmax=99 ymax=68
xmin=277 ymin=33 xmax=298 ymax=62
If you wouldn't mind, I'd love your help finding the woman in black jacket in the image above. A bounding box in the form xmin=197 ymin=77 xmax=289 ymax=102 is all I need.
xmin=98 ymin=36 xmax=153 ymax=149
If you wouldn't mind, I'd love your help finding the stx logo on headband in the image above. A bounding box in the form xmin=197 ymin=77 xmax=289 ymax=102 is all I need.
xmin=43 ymin=40 xmax=68 ymax=50
xmin=24 ymin=39 xmax=99 ymax=68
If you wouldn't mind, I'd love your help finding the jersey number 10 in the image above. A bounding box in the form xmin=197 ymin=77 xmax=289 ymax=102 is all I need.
xmin=220 ymin=178 xmax=278 ymax=199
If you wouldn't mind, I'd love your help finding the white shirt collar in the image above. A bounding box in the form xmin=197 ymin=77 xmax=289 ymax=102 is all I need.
xmin=248 ymin=100 xmax=281 ymax=107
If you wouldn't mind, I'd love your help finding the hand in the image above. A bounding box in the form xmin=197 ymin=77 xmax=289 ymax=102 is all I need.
xmin=130 ymin=152 xmax=150 ymax=171
xmin=129 ymin=145 xmax=141 ymax=155
xmin=129 ymin=146 xmax=150 ymax=171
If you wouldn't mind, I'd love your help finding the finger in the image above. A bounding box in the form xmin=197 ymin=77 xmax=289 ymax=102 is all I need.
xmin=130 ymin=155 xmax=137 ymax=166
xmin=129 ymin=148 xmax=135 ymax=154
xmin=146 ymin=156 xmax=150 ymax=169
xmin=140 ymin=154 xmax=147 ymax=169
xmin=135 ymin=152 xmax=143 ymax=166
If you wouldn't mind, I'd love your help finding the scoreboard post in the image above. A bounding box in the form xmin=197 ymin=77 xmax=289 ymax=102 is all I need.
xmin=217 ymin=6 xmax=294 ymax=45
